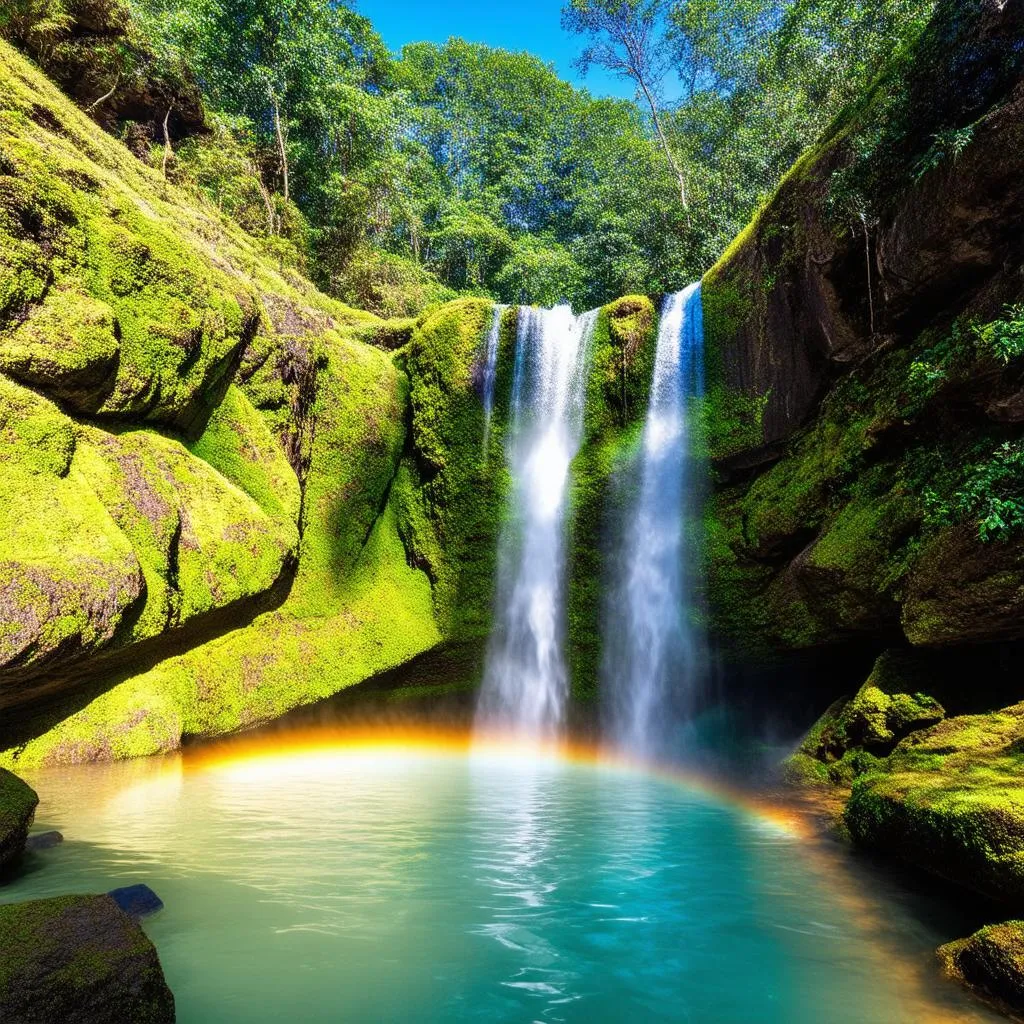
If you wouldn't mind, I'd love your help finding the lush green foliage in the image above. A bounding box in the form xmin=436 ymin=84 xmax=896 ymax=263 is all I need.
xmin=2 ymin=0 xmax=942 ymax=310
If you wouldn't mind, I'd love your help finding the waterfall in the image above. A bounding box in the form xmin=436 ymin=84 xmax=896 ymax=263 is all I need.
xmin=604 ymin=283 xmax=705 ymax=754
xmin=480 ymin=304 xmax=504 ymax=456
xmin=476 ymin=305 xmax=597 ymax=737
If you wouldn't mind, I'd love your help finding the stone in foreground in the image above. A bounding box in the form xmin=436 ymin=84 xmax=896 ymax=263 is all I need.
xmin=940 ymin=921 xmax=1024 ymax=1014
xmin=0 ymin=767 xmax=38 ymax=871
xmin=0 ymin=893 xmax=174 ymax=1023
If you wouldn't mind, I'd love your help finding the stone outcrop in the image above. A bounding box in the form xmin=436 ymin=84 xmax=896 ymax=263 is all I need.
xmin=940 ymin=922 xmax=1024 ymax=1016
xmin=0 ymin=894 xmax=174 ymax=1023
xmin=702 ymin=0 xmax=1024 ymax=653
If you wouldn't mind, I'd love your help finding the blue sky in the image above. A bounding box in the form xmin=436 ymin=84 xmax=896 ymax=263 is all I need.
xmin=355 ymin=0 xmax=640 ymax=100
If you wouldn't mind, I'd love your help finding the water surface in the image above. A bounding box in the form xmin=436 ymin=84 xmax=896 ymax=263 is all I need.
xmin=3 ymin=736 xmax=998 ymax=1024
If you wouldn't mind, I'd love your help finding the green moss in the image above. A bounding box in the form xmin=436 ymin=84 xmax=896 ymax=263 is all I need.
xmin=0 ymin=284 xmax=119 ymax=409
xmin=187 ymin=384 xmax=301 ymax=534
xmin=0 ymin=766 xmax=37 ymax=867
xmin=399 ymin=298 xmax=506 ymax=641
xmin=0 ymin=440 xmax=144 ymax=672
xmin=785 ymin=651 xmax=945 ymax=791
xmin=940 ymin=921 xmax=1024 ymax=1012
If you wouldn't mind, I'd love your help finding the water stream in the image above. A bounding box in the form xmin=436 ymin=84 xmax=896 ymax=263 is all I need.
xmin=475 ymin=305 xmax=597 ymax=736
xmin=604 ymin=284 xmax=706 ymax=754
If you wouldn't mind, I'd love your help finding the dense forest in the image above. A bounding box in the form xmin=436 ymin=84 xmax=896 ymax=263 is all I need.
xmin=1 ymin=0 xmax=934 ymax=313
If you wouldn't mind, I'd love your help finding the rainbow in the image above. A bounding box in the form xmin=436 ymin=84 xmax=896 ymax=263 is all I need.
xmin=182 ymin=722 xmax=809 ymax=837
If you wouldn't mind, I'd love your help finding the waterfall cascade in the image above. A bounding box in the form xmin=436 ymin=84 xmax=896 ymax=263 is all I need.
xmin=480 ymin=303 xmax=505 ymax=456
xmin=475 ymin=305 xmax=597 ymax=737
xmin=604 ymin=283 xmax=706 ymax=753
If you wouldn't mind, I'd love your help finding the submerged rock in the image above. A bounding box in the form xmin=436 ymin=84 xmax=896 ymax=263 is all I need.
xmin=108 ymin=884 xmax=164 ymax=919
xmin=0 ymin=767 xmax=38 ymax=871
xmin=0 ymin=893 xmax=174 ymax=1023
xmin=25 ymin=830 xmax=63 ymax=851
xmin=940 ymin=921 xmax=1024 ymax=1014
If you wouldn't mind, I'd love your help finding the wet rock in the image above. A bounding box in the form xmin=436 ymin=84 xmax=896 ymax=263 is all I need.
xmin=0 ymin=893 xmax=174 ymax=1023
xmin=25 ymin=830 xmax=63 ymax=851
xmin=940 ymin=921 xmax=1024 ymax=1014
xmin=0 ymin=767 xmax=38 ymax=871
xmin=108 ymin=883 xmax=164 ymax=919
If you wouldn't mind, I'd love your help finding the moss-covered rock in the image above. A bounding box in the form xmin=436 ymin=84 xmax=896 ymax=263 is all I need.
xmin=399 ymin=298 xmax=507 ymax=642
xmin=0 ymin=894 xmax=174 ymax=1022
xmin=0 ymin=767 xmax=37 ymax=871
xmin=845 ymin=702 xmax=1024 ymax=905
xmin=939 ymin=921 xmax=1024 ymax=1014
xmin=783 ymin=650 xmax=944 ymax=787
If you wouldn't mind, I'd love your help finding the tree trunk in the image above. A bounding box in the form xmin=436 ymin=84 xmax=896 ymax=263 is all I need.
xmin=637 ymin=78 xmax=688 ymax=210
xmin=85 ymin=73 xmax=120 ymax=114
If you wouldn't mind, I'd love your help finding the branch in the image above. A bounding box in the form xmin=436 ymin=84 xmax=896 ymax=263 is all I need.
xmin=161 ymin=104 xmax=174 ymax=180
xmin=85 ymin=73 xmax=120 ymax=114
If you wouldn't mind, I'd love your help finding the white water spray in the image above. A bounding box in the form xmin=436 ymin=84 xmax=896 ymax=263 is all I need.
xmin=605 ymin=283 xmax=705 ymax=753
xmin=476 ymin=305 xmax=597 ymax=736
xmin=480 ymin=304 xmax=504 ymax=456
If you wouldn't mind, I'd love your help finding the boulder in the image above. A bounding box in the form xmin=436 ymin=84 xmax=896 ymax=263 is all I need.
xmin=782 ymin=650 xmax=944 ymax=786
xmin=24 ymin=830 xmax=63 ymax=851
xmin=940 ymin=921 xmax=1024 ymax=1014
xmin=846 ymin=703 xmax=1024 ymax=905
xmin=0 ymin=767 xmax=38 ymax=871
xmin=0 ymin=894 xmax=174 ymax=1023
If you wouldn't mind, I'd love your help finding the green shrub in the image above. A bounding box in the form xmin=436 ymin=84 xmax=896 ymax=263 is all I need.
xmin=974 ymin=305 xmax=1024 ymax=365
xmin=926 ymin=441 xmax=1024 ymax=542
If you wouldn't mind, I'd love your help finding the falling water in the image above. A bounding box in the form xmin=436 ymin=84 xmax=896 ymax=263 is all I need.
xmin=605 ymin=283 xmax=705 ymax=754
xmin=476 ymin=305 xmax=597 ymax=736
xmin=480 ymin=304 xmax=505 ymax=456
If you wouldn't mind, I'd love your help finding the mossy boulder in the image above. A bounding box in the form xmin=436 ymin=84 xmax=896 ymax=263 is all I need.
xmin=0 ymin=767 xmax=37 ymax=871
xmin=0 ymin=894 xmax=174 ymax=1023
xmin=845 ymin=702 xmax=1024 ymax=905
xmin=939 ymin=921 xmax=1024 ymax=1014
xmin=0 ymin=284 xmax=120 ymax=410
xmin=783 ymin=650 xmax=944 ymax=786
xmin=2 ymin=333 xmax=441 ymax=765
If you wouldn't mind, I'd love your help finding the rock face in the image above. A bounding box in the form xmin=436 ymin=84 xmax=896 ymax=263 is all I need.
xmin=940 ymin=922 xmax=1024 ymax=1014
xmin=0 ymin=894 xmax=174 ymax=1023
xmin=701 ymin=0 xmax=1024 ymax=653
xmin=0 ymin=767 xmax=37 ymax=871
xmin=0 ymin=35 xmax=445 ymax=765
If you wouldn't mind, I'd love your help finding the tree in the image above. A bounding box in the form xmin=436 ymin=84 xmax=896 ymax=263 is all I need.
xmin=562 ymin=0 xmax=689 ymax=209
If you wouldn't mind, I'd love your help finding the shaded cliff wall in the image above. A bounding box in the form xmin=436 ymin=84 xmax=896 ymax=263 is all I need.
xmin=701 ymin=0 xmax=1024 ymax=654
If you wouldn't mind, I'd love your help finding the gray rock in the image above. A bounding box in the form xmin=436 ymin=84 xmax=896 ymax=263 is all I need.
xmin=107 ymin=883 xmax=164 ymax=919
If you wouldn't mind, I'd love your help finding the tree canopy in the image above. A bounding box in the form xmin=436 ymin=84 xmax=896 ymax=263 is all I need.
xmin=2 ymin=0 xmax=938 ymax=313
